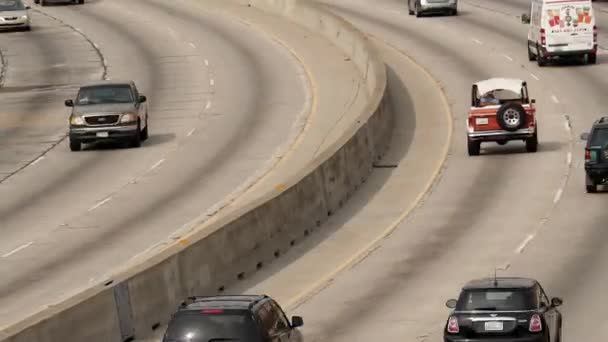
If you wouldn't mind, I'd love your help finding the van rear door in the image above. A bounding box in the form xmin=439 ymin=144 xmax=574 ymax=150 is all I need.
xmin=543 ymin=0 xmax=594 ymax=53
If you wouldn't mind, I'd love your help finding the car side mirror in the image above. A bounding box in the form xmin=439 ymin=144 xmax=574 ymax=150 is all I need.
xmin=530 ymin=99 xmax=536 ymax=104
xmin=580 ymin=132 xmax=590 ymax=141
xmin=138 ymin=95 xmax=147 ymax=103
xmin=65 ymin=99 xmax=74 ymax=107
xmin=291 ymin=315 xmax=304 ymax=328
xmin=551 ymin=297 xmax=563 ymax=307
xmin=25 ymin=5 xmax=31 ymax=9
xmin=521 ymin=14 xmax=530 ymax=24
xmin=445 ymin=299 xmax=457 ymax=309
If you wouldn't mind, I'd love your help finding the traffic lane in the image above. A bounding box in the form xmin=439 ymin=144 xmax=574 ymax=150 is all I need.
xmin=281 ymin=1 xmax=570 ymax=340
xmin=0 ymin=0 xmax=309 ymax=327
xmin=0 ymin=9 xmax=102 ymax=182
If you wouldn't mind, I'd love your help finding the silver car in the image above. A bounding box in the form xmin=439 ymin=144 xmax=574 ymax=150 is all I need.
xmin=408 ymin=0 xmax=458 ymax=17
xmin=33 ymin=0 xmax=84 ymax=5
xmin=0 ymin=0 xmax=31 ymax=31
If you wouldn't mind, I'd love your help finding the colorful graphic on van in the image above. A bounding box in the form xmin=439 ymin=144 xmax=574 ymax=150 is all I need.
xmin=547 ymin=4 xmax=592 ymax=32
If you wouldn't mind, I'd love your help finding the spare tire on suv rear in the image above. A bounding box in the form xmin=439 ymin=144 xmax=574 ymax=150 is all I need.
xmin=496 ymin=102 xmax=527 ymax=132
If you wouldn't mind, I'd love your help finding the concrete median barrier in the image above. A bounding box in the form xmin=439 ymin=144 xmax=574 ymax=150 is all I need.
xmin=0 ymin=1 xmax=391 ymax=341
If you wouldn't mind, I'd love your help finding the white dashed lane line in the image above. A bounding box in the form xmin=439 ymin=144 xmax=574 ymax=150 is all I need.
xmin=503 ymin=54 xmax=513 ymax=61
xmin=567 ymin=152 xmax=572 ymax=166
xmin=551 ymin=95 xmax=560 ymax=104
xmin=472 ymin=38 xmax=483 ymax=45
xmin=187 ymin=128 xmax=196 ymax=137
xmin=530 ymin=73 xmax=540 ymax=81
xmin=553 ymin=188 xmax=564 ymax=204
xmin=88 ymin=197 xmax=112 ymax=212
xmin=210 ymin=79 xmax=215 ymax=86
xmin=30 ymin=156 xmax=44 ymax=167
xmin=204 ymin=59 xmax=209 ymax=66
xmin=205 ymin=100 xmax=212 ymax=110
xmin=515 ymin=234 xmax=535 ymax=254
xmin=149 ymin=159 xmax=165 ymax=171
xmin=2 ymin=242 xmax=33 ymax=258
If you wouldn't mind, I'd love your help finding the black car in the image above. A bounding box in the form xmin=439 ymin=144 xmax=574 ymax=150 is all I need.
xmin=65 ymin=80 xmax=149 ymax=151
xmin=162 ymin=295 xmax=304 ymax=342
xmin=443 ymin=277 xmax=563 ymax=342
xmin=581 ymin=117 xmax=608 ymax=193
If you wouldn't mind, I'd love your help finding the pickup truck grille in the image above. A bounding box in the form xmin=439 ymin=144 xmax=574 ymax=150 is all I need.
xmin=85 ymin=115 xmax=120 ymax=125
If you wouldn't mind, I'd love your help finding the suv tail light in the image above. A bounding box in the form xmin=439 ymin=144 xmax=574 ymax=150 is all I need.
xmin=447 ymin=316 xmax=459 ymax=334
xmin=586 ymin=149 xmax=591 ymax=161
xmin=529 ymin=314 xmax=542 ymax=332
xmin=540 ymin=28 xmax=546 ymax=46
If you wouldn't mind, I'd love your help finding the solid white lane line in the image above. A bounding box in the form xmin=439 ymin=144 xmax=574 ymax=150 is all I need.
xmin=205 ymin=100 xmax=212 ymax=110
xmin=30 ymin=156 xmax=44 ymax=166
xmin=204 ymin=59 xmax=209 ymax=66
xmin=2 ymin=242 xmax=33 ymax=258
xmin=553 ymin=188 xmax=564 ymax=204
xmin=472 ymin=38 xmax=483 ymax=45
xmin=551 ymin=95 xmax=560 ymax=104
xmin=567 ymin=152 xmax=572 ymax=166
xmin=89 ymin=197 xmax=112 ymax=211
xmin=530 ymin=73 xmax=540 ymax=81
xmin=189 ymin=42 xmax=196 ymax=49
xmin=503 ymin=54 xmax=513 ymax=61
xmin=187 ymin=128 xmax=196 ymax=137
xmin=150 ymin=159 xmax=165 ymax=171
xmin=515 ymin=234 xmax=535 ymax=254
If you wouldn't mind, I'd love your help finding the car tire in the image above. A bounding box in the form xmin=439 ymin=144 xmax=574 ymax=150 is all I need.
xmin=140 ymin=120 xmax=149 ymax=141
xmin=40 ymin=0 xmax=46 ymax=6
xmin=415 ymin=2 xmax=422 ymax=17
xmin=77 ymin=0 xmax=84 ymax=4
xmin=34 ymin=0 xmax=39 ymax=3
xmin=23 ymin=25 xmax=31 ymax=31
xmin=408 ymin=0 xmax=414 ymax=15
xmin=69 ymin=139 xmax=81 ymax=152
xmin=130 ymin=122 xmax=142 ymax=148
xmin=468 ymin=138 xmax=481 ymax=156
xmin=525 ymin=132 xmax=538 ymax=152
xmin=586 ymin=174 xmax=597 ymax=193
xmin=528 ymin=45 xmax=537 ymax=61
xmin=496 ymin=102 xmax=527 ymax=132
xmin=537 ymin=45 xmax=547 ymax=66
xmin=496 ymin=140 xmax=507 ymax=145
xmin=588 ymin=52 xmax=597 ymax=65
xmin=452 ymin=8 xmax=458 ymax=16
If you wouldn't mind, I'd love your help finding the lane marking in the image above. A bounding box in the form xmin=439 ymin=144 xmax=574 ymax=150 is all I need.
xmin=205 ymin=100 xmax=212 ymax=110
xmin=564 ymin=117 xmax=571 ymax=133
xmin=150 ymin=159 xmax=165 ymax=171
xmin=530 ymin=73 xmax=540 ymax=81
xmin=2 ymin=242 xmax=33 ymax=258
xmin=503 ymin=54 xmax=513 ymax=61
xmin=551 ymin=95 xmax=560 ymax=104
xmin=515 ymin=234 xmax=535 ymax=254
xmin=553 ymin=188 xmax=564 ymax=204
xmin=204 ymin=59 xmax=209 ymax=66
xmin=30 ymin=156 xmax=44 ymax=166
xmin=187 ymin=128 xmax=196 ymax=137
xmin=210 ymin=79 xmax=215 ymax=86
xmin=567 ymin=152 xmax=572 ymax=166
xmin=89 ymin=197 xmax=112 ymax=211
xmin=189 ymin=42 xmax=196 ymax=49
xmin=472 ymin=38 xmax=483 ymax=45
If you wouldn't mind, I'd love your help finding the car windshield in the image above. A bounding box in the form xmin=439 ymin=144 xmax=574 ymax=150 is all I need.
xmin=0 ymin=0 xmax=25 ymax=11
xmin=163 ymin=311 xmax=261 ymax=342
xmin=76 ymin=85 xmax=134 ymax=105
xmin=457 ymin=289 xmax=535 ymax=311
xmin=590 ymin=128 xmax=608 ymax=147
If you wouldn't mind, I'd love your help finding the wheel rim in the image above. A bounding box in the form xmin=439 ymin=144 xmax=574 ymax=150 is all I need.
xmin=503 ymin=109 xmax=521 ymax=127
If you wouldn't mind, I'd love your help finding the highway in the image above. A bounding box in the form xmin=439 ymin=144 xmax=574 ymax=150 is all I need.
xmin=183 ymin=0 xmax=608 ymax=341
xmin=0 ymin=0 xmax=310 ymax=329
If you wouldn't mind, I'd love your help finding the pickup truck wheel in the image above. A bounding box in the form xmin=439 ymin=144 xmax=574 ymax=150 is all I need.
xmin=496 ymin=140 xmax=507 ymax=145
xmin=526 ymin=131 xmax=538 ymax=152
xmin=69 ymin=139 xmax=81 ymax=151
xmin=497 ymin=102 xmax=527 ymax=132
xmin=586 ymin=174 xmax=598 ymax=193
xmin=468 ymin=138 xmax=480 ymax=156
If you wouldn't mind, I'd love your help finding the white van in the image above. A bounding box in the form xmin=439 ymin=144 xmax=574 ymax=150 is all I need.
xmin=522 ymin=0 xmax=597 ymax=66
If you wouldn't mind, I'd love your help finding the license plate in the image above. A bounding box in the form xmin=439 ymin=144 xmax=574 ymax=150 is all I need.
xmin=476 ymin=117 xmax=489 ymax=125
xmin=484 ymin=321 xmax=503 ymax=331
xmin=96 ymin=132 xmax=109 ymax=138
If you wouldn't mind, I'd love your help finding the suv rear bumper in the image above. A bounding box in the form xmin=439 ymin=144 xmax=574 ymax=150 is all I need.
xmin=445 ymin=335 xmax=545 ymax=342
xmin=70 ymin=125 xmax=138 ymax=142
xmin=468 ymin=128 xmax=535 ymax=141
xmin=541 ymin=46 xmax=597 ymax=57
xmin=585 ymin=164 xmax=608 ymax=182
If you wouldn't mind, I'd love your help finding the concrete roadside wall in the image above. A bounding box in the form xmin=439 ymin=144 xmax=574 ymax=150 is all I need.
xmin=0 ymin=1 xmax=391 ymax=341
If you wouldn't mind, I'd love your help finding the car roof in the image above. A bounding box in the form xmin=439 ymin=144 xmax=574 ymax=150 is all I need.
xmin=79 ymin=80 xmax=135 ymax=88
xmin=180 ymin=295 xmax=268 ymax=311
xmin=462 ymin=277 xmax=537 ymax=290
xmin=474 ymin=78 xmax=524 ymax=95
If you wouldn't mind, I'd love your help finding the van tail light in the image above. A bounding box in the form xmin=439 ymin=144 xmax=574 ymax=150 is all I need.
xmin=540 ymin=28 xmax=546 ymax=46
xmin=593 ymin=25 xmax=598 ymax=44
xmin=529 ymin=314 xmax=543 ymax=332
xmin=447 ymin=316 xmax=459 ymax=334
xmin=586 ymin=149 xmax=591 ymax=161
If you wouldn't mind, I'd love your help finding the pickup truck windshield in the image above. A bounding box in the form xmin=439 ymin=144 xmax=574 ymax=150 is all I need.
xmin=0 ymin=0 xmax=25 ymax=11
xmin=76 ymin=85 xmax=134 ymax=105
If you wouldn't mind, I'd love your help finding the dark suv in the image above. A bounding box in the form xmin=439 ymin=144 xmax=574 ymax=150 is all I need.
xmin=443 ymin=277 xmax=563 ymax=342
xmin=582 ymin=117 xmax=608 ymax=193
xmin=162 ymin=295 xmax=304 ymax=342
xmin=65 ymin=80 xmax=149 ymax=151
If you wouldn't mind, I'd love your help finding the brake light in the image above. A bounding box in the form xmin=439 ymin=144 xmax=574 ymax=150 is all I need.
xmin=529 ymin=314 xmax=542 ymax=332
xmin=447 ymin=316 xmax=459 ymax=334
xmin=201 ymin=309 xmax=224 ymax=314
xmin=540 ymin=28 xmax=546 ymax=46
xmin=586 ymin=149 xmax=591 ymax=161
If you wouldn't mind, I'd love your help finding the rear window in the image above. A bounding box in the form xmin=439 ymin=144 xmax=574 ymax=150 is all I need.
xmin=457 ymin=289 xmax=536 ymax=311
xmin=164 ymin=310 xmax=261 ymax=342
xmin=590 ymin=128 xmax=608 ymax=147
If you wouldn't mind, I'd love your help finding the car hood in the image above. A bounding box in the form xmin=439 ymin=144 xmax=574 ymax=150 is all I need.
xmin=0 ymin=10 xmax=27 ymax=17
xmin=72 ymin=103 xmax=137 ymax=115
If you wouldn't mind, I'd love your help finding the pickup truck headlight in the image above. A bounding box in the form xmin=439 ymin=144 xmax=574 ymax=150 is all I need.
xmin=120 ymin=113 xmax=138 ymax=123
xmin=70 ymin=115 xmax=85 ymax=125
